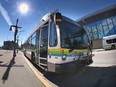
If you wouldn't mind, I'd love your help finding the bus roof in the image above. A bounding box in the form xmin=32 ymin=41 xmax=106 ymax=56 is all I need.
xmin=23 ymin=13 xmax=52 ymax=43
xmin=103 ymin=34 xmax=116 ymax=40
xmin=23 ymin=11 xmax=81 ymax=43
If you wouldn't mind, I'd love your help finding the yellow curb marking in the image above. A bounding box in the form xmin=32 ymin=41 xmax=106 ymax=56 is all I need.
xmin=22 ymin=52 xmax=52 ymax=87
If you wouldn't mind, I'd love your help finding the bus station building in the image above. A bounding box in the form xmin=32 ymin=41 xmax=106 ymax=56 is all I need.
xmin=76 ymin=5 xmax=116 ymax=48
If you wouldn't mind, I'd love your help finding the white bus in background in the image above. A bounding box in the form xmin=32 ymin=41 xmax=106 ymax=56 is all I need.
xmin=102 ymin=34 xmax=116 ymax=50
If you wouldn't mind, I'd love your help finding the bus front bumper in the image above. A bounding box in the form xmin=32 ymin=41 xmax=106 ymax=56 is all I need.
xmin=48 ymin=56 xmax=93 ymax=73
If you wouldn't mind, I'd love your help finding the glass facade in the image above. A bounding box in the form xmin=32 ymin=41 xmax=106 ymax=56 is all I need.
xmin=84 ymin=16 xmax=116 ymax=40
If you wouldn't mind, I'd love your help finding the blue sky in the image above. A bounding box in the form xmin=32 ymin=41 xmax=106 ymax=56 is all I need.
xmin=0 ymin=0 xmax=116 ymax=46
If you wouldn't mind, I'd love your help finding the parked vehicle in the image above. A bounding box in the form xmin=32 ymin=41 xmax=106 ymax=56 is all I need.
xmin=102 ymin=34 xmax=116 ymax=50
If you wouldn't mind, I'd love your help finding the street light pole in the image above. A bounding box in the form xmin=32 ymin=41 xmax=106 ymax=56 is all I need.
xmin=17 ymin=36 xmax=19 ymax=53
xmin=10 ymin=19 xmax=22 ymax=57
xmin=17 ymin=30 xmax=24 ymax=53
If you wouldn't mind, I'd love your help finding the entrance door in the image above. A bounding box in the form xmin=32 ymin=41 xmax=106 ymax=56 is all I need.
xmin=39 ymin=25 xmax=48 ymax=70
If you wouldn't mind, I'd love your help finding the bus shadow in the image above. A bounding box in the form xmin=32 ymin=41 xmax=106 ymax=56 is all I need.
xmin=0 ymin=54 xmax=3 ymax=56
xmin=43 ymin=66 xmax=116 ymax=87
xmin=27 ymin=56 xmax=116 ymax=87
xmin=0 ymin=61 xmax=3 ymax=64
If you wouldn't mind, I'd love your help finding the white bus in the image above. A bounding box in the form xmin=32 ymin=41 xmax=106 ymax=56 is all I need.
xmin=102 ymin=34 xmax=116 ymax=50
xmin=22 ymin=11 xmax=93 ymax=73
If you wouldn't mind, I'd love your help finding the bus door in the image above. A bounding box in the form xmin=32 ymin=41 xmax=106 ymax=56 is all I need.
xmin=39 ymin=25 xmax=48 ymax=70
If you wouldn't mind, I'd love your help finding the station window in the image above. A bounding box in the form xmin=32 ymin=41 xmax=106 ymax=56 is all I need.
xmin=102 ymin=20 xmax=109 ymax=36
xmin=83 ymin=25 xmax=93 ymax=40
xmin=91 ymin=23 xmax=98 ymax=39
xmin=96 ymin=21 xmax=104 ymax=39
xmin=112 ymin=16 xmax=116 ymax=31
xmin=112 ymin=16 xmax=116 ymax=25
xmin=107 ymin=18 xmax=113 ymax=25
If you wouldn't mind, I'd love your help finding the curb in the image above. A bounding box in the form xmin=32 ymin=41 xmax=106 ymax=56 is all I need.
xmin=21 ymin=52 xmax=53 ymax=87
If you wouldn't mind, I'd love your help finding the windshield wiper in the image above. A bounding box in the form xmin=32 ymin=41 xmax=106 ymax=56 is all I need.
xmin=68 ymin=45 xmax=75 ymax=52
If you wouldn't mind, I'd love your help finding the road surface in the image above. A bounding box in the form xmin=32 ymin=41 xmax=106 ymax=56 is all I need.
xmin=43 ymin=49 xmax=116 ymax=87
xmin=0 ymin=49 xmax=116 ymax=87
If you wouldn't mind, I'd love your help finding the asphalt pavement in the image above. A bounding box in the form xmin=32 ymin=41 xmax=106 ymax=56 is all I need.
xmin=43 ymin=49 xmax=116 ymax=87
xmin=0 ymin=49 xmax=116 ymax=87
xmin=0 ymin=50 xmax=45 ymax=87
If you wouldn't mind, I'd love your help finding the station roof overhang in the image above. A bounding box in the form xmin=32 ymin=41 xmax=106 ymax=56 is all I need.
xmin=76 ymin=5 xmax=116 ymax=26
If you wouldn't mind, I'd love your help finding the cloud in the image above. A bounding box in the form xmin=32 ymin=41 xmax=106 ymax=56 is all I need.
xmin=0 ymin=3 xmax=12 ymax=26
xmin=0 ymin=3 xmax=15 ymax=32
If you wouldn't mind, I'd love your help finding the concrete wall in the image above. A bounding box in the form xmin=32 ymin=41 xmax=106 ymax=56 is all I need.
xmin=92 ymin=39 xmax=103 ymax=49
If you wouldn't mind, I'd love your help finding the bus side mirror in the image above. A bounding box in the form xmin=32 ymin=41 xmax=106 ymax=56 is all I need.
xmin=55 ymin=12 xmax=62 ymax=25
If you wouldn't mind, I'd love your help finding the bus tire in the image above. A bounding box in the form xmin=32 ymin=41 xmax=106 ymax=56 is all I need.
xmin=31 ymin=52 xmax=35 ymax=62
xmin=86 ymin=59 xmax=93 ymax=65
xmin=111 ymin=45 xmax=115 ymax=50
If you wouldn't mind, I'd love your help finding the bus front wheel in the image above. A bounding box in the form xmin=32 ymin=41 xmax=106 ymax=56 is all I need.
xmin=111 ymin=45 xmax=115 ymax=50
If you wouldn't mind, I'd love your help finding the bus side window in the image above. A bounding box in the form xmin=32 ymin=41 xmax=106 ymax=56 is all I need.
xmin=49 ymin=21 xmax=57 ymax=47
xmin=113 ymin=39 xmax=116 ymax=43
xmin=106 ymin=40 xmax=112 ymax=44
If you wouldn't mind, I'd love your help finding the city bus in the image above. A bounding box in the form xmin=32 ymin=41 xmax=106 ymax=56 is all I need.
xmin=102 ymin=34 xmax=116 ymax=50
xmin=22 ymin=11 xmax=93 ymax=73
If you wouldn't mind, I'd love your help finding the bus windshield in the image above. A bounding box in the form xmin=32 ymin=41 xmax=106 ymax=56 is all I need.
xmin=59 ymin=18 xmax=89 ymax=49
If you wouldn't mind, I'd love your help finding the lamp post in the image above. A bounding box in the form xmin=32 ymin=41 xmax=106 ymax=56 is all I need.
xmin=10 ymin=19 xmax=22 ymax=57
xmin=17 ymin=36 xmax=19 ymax=53
xmin=16 ymin=30 xmax=24 ymax=53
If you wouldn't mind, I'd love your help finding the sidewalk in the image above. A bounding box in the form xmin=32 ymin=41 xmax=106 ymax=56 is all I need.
xmin=92 ymin=48 xmax=105 ymax=52
xmin=0 ymin=50 xmax=44 ymax=87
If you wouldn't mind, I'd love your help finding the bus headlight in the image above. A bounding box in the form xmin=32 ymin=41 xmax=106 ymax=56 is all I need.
xmin=88 ymin=51 xmax=92 ymax=55
xmin=62 ymin=55 xmax=67 ymax=60
xmin=79 ymin=53 xmax=83 ymax=58
xmin=83 ymin=52 xmax=87 ymax=56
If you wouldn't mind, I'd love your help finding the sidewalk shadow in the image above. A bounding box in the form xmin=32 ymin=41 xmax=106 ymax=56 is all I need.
xmin=2 ymin=57 xmax=15 ymax=83
xmin=0 ymin=54 xmax=3 ymax=56
xmin=0 ymin=61 xmax=3 ymax=64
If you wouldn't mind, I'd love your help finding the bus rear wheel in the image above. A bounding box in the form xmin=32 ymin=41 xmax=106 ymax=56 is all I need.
xmin=111 ymin=45 xmax=115 ymax=50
